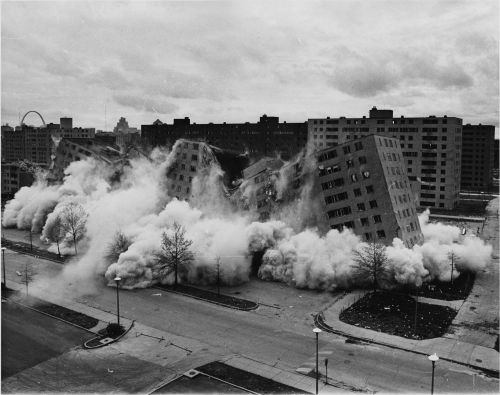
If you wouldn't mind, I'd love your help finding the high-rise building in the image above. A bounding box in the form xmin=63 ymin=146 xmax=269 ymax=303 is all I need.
xmin=60 ymin=117 xmax=73 ymax=131
xmin=51 ymin=138 xmax=122 ymax=180
xmin=460 ymin=124 xmax=495 ymax=192
xmin=166 ymin=139 xmax=248 ymax=201
xmin=238 ymin=134 xmax=422 ymax=247
xmin=141 ymin=115 xmax=308 ymax=161
xmin=1 ymin=125 xmax=52 ymax=165
xmin=308 ymin=107 xmax=462 ymax=210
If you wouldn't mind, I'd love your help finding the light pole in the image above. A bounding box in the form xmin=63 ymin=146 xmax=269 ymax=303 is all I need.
xmin=114 ymin=276 xmax=121 ymax=327
xmin=428 ymin=353 xmax=439 ymax=394
xmin=1 ymin=247 xmax=6 ymax=289
xmin=313 ymin=327 xmax=322 ymax=394
xmin=324 ymin=358 xmax=328 ymax=385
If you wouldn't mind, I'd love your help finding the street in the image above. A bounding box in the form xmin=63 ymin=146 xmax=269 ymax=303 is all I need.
xmin=1 ymin=244 xmax=498 ymax=393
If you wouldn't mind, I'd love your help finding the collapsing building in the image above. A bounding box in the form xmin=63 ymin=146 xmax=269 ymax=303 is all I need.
xmin=166 ymin=139 xmax=249 ymax=201
xmin=237 ymin=134 xmax=423 ymax=247
xmin=50 ymin=138 xmax=126 ymax=181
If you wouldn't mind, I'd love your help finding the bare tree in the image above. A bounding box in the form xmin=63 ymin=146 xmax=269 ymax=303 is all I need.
xmin=45 ymin=215 xmax=64 ymax=257
xmin=448 ymin=250 xmax=459 ymax=286
xmin=60 ymin=202 xmax=88 ymax=255
xmin=353 ymin=242 xmax=390 ymax=292
xmin=20 ymin=262 xmax=37 ymax=296
xmin=106 ymin=231 xmax=131 ymax=264
xmin=155 ymin=222 xmax=194 ymax=286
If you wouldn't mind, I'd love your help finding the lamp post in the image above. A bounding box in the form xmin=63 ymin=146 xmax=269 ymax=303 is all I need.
xmin=428 ymin=353 xmax=439 ymax=394
xmin=324 ymin=358 xmax=328 ymax=385
xmin=1 ymin=247 xmax=6 ymax=289
xmin=313 ymin=327 xmax=322 ymax=394
xmin=114 ymin=276 xmax=121 ymax=327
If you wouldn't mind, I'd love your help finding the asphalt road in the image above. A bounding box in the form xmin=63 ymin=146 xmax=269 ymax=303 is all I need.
xmin=1 ymin=247 xmax=498 ymax=393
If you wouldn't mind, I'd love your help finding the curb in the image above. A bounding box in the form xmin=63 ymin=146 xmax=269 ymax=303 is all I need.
xmin=5 ymin=297 xmax=100 ymax=335
xmin=83 ymin=320 xmax=135 ymax=349
xmin=1 ymin=242 xmax=67 ymax=264
xmin=314 ymin=313 xmax=499 ymax=378
xmin=154 ymin=286 xmax=258 ymax=311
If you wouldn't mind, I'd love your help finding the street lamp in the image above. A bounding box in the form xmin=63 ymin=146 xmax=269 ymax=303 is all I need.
xmin=114 ymin=276 xmax=121 ymax=327
xmin=428 ymin=353 xmax=439 ymax=394
xmin=313 ymin=327 xmax=322 ymax=394
xmin=1 ymin=247 xmax=6 ymax=289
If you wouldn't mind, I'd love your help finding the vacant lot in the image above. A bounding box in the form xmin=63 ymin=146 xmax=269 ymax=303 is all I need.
xmin=339 ymin=291 xmax=457 ymax=340
xmin=1 ymin=300 xmax=93 ymax=379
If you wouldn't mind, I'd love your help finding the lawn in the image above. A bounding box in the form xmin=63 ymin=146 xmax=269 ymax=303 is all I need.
xmin=339 ymin=291 xmax=457 ymax=340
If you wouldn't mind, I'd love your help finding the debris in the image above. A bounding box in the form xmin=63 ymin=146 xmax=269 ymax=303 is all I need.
xmin=152 ymin=293 xmax=162 ymax=296
xmin=16 ymin=271 xmax=21 ymax=276
xmin=107 ymin=368 xmax=114 ymax=373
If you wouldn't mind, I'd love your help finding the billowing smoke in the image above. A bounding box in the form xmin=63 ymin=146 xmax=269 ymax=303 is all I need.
xmin=2 ymin=144 xmax=493 ymax=294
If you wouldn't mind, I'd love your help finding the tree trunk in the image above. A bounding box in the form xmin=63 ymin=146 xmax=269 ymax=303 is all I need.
xmin=373 ymin=271 xmax=377 ymax=293
xmin=56 ymin=241 xmax=61 ymax=257
xmin=73 ymin=235 xmax=78 ymax=255
xmin=174 ymin=260 xmax=178 ymax=286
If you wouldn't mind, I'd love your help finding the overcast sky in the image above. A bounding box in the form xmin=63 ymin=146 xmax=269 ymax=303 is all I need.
xmin=1 ymin=0 xmax=498 ymax=136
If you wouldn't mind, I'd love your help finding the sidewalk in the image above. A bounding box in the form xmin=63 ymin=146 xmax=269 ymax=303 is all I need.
xmin=223 ymin=355 xmax=351 ymax=394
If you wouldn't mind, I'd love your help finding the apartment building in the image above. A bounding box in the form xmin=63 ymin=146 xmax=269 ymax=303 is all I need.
xmin=166 ymin=139 xmax=248 ymax=201
xmin=1 ymin=162 xmax=36 ymax=198
xmin=308 ymin=107 xmax=462 ymax=210
xmin=1 ymin=125 xmax=52 ymax=166
xmin=460 ymin=124 xmax=495 ymax=191
xmin=51 ymin=138 xmax=123 ymax=180
xmin=142 ymin=115 xmax=308 ymax=161
xmin=239 ymin=135 xmax=423 ymax=247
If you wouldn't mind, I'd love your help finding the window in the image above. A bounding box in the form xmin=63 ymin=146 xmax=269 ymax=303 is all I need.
xmin=321 ymin=177 xmax=345 ymax=190
xmin=324 ymin=191 xmax=349 ymax=205
xmin=354 ymin=188 xmax=362 ymax=197
xmin=359 ymin=156 xmax=367 ymax=165
xmin=361 ymin=217 xmax=369 ymax=226
xmin=346 ymin=159 xmax=354 ymax=168
xmin=369 ymin=200 xmax=378 ymax=209
xmin=357 ymin=203 xmax=366 ymax=211
xmin=366 ymin=185 xmax=374 ymax=193
xmin=354 ymin=141 xmax=363 ymax=151
xmin=190 ymin=165 xmax=196 ymax=172
xmin=179 ymin=174 xmax=184 ymax=181
xmin=362 ymin=171 xmax=370 ymax=179
xmin=343 ymin=145 xmax=351 ymax=154
xmin=376 ymin=230 xmax=386 ymax=238
xmin=351 ymin=174 xmax=358 ymax=182
xmin=373 ymin=215 xmax=382 ymax=223
xmin=192 ymin=154 xmax=198 ymax=161
xmin=193 ymin=143 xmax=199 ymax=149
xmin=327 ymin=206 xmax=352 ymax=218
xmin=364 ymin=232 xmax=372 ymax=241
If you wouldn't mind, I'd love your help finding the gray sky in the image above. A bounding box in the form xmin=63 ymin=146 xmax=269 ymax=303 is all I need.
xmin=1 ymin=0 xmax=498 ymax=135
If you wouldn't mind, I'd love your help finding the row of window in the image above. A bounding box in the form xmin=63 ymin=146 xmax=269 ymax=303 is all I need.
xmin=321 ymin=171 xmax=372 ymax=191
xmin=318 ymin=157 xmax=368 ymax=176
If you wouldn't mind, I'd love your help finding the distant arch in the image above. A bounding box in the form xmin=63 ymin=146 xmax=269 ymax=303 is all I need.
xmin=20 ymin=110 xmax=46 ymax=127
